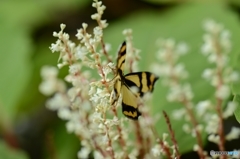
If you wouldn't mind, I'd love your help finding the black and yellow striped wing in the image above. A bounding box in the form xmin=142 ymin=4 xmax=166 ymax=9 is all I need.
xmin=112 ymin=41 xmax=159 ymax=120
xmin=124 ymin=72 xmax=159 ymax=97
xmin=121 ymin=84 xmax=141 ymax=120
xmin=116 ymin=41 xmax=126 ymax=76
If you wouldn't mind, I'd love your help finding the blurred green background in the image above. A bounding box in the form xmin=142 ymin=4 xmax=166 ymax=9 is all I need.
xmin=1 ymin=0 xmax=240 ymax=159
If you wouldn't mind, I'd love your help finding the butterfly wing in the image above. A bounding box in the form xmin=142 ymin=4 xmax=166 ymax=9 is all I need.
xmin=111 ymin=42 xmax=126 ymax=105
xmin=116 ymin=41 xmax=126 ymax=75
xmin=112 ymin=41 xmax=159 ymax=120
xmin=124 ymin=72 xmax=159 ymax=97
xmin=121 ymin=84 xmax=141 ymax=120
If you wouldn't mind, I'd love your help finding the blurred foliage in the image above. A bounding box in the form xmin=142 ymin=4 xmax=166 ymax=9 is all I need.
xmin=0 ymin=140 xmax=28 ymax=159
xmin=234 ymin=95 xmax=240 ymax=123
xmin=0 ymin=0 xmax=240 ymax=158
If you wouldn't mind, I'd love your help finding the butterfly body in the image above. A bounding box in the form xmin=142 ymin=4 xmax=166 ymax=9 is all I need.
xmin=111 ymin=41 xmax=159 ymax=120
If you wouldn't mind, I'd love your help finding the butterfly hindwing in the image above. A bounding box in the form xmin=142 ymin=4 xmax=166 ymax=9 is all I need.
xmin=111 ymin=78 xmax=121 ymax=105
xmin=121 ymin=84 xmax=141 ymax=120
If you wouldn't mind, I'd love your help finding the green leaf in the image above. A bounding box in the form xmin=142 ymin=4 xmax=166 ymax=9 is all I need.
xmin=0 ymin=140 xmax=29 ymax=159
xmin=0 ymin=25 xmax=32 ymax=127
xmin=233 ymin=95 xmax=240 ymax=123
xmin=104 ymin=1 xmax=240 ymax=153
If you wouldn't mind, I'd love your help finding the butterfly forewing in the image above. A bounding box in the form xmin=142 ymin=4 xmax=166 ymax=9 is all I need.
xmin=116 ymin=41 xmax=126 ymax=75
xmin=124 ymin=72 xmax=159 ymax=97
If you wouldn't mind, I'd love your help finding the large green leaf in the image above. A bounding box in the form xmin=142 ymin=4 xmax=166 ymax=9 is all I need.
xmin=104 ymin=2 xmax=240 ymax=153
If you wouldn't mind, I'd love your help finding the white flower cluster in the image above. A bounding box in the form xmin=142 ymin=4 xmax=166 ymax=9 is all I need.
xmin=122 ymin=29 xmax=141 ymax=72
xmin=40 ymin=1 xmax=169 ymax=159
xmin=200 ymin=19 xmax=240 ymax=143
xmin=151 ymin=38 xmax=199 ymax=157
xmin=41 ymin=1 xmax=125 ymax=158
xmin=151 ymin=38 xmax=191 ymax=103
xmin=151 ymin=19 xmax=240 ymax=158
xmin=201 ymin=20 xmax=239 ymax=96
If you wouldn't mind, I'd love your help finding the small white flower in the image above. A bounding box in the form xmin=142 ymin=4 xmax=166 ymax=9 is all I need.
xmin=93 ymin=26 xmax=103 ymax=42
xmin=182 ymin=124 xmax=191 ymax=133
xmin=196 ymin=124 xmax=203 ymax=133
xmin=66 ymin=120 xmax=77 ymax=133
xmin=41 ymin=66 xmax=59 ymax=79
xmin=203 ymin=19 xmax=216 ymax=32
xmin=100 ymin=20 xmax=108 ymax=28
xmin=69 ymin=63 xmax=82 ymax=75
xmin=75 ymin=46 xmax=88 ymax=60
xmin=193 ymin=144 xmax=199 ymax=151
xmin=150 ymin=63 xmax=162 ymax=76
xmin=158 ymin=65 xmax=172 ymax=77
xmin=58 ymin=107 xmax=71 ymax=120
xmin=202 ymin=68 xmax=214 ymax=80
xmin=226 ymin=127 xmax=240 ymax=141
xmin=208 ymin=134 xmax=220 ymax=144
xmin=220 ymin=29 xmax=231 ymax=51
xmin=196 ymin=100 xmax=212 ymax=116
xmin=167 ymin=84 xmax=193 ymax=102
xmin=183 ymin=84 xmax=194 ymax=100
xmin=201 ymin=37 xmax=212 ymax=55
xmin=57 ymin=62 xmax=68 ymax=69
xmin=172 ymin=108 xmax=186 ymax=120
xmin=203 ymin=19 xmax=223 ymax=34
xmin=215 ymin=85 xmax=230 ymax=100
xmin=174 ymin=63 xmax=188 ymax=79
xmin=167 ymin=85 xmax=182 ymax=102
xmin=205 ymin=114 xmax=219 ymax=134
xmin=122 ymin=29 xmax=132 ymax=35
xmin=82 ymin=23 xmax=88 ymax=30
xmin=39 ymin=79 xmax=57 ymax=96
xmin=46 ymin=93 xmax=70 ymax=110
xmin=50 ymin=39 xmax=62 ymax=53
xmin=60 ymin=23 xmax=66 ymax=31
xmin=207 ymin=53 xmax=217 ymax=63
xmin=176 ymin=42 xmax=188 ymax=55
xmin=78 ymin=147 xmax=91 ymax=159
xmin=162 ymin=133 xmax=169 ymax=140
xmin=93 ymin=151 xmax=104 ymax=159
xmin=62 ymin=32 xmax=70 ymax=40
xmin=223 ymin=102 xmax=237 ymax=118
xmin=91 ymin=112 xmax=103 ymax=124
xmin=102 ymin=63 xmax=113 ymax=76
xmin=165 ymin=38 xmax=175 ymax=48
xmin=151 ymin=144 xmax=161 ymax=157
xmin=91 ymin=13 xmax=100 ymax=20
xmin=229 ymin=71 xmax=239 ymax=82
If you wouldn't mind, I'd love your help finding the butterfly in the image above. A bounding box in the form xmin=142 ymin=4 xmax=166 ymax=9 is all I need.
xmin=111 ymin=41 xmax=159 ymax=120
